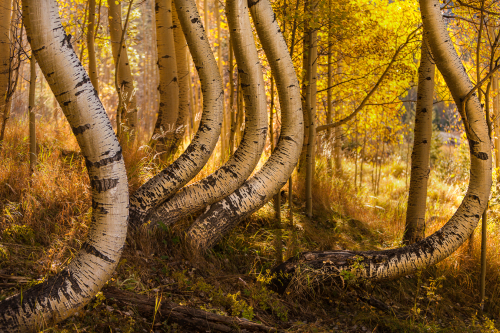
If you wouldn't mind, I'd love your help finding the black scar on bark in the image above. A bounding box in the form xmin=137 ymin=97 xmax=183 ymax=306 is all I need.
xmin=81 ymin=242 xmax=115 ymax=263
xmin=469 ymin=140 xmax=489 ymax=160
xmin=32 ymin=46 xmax=46 ymax=54
xmin=85 ymin=149 xmax=123 ymax=169
xmin=75 ymin=76 xmax=91 ymax=89
xmin=0 ymin=268 xmax=84 ymax=325
xmin=191 ymin=17 xmax=199 ymax=24
xmin=92 ymin=199 xmax=109 ymax=214
xmin=61 ymin=33 xmax=72 ymax=48
xmin=248 ymin=0 xmax=261 ymax=8
xmin=72 ymin=123 xmax=91 ymax=135
xmin=91 ymin=178 xmax=119 ymax=193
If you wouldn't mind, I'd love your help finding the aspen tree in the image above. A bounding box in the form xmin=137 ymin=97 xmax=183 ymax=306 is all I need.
xmin=187 ymin=0 xmax=303 ymax=250
xmin=152 ymin=0 xmax=180 ymax=154
xmin=0 ymin=0 xmax=129 ymax=330
xmin=172 ymin=5 xmax=190 ymax=151
xmin=146 ymin=0 xmax=268 ymax=226
xmin=0 ymin=0 xmax=12 ymax=146
xmin=326 ymin=5 xmax=333 ymax=175
xmin=304 ymin=8 xmax=317 ymax=217
xmin=0 ymin=0 xmax=12 ymax=110
xmin=129 ymin=0 xmax=223 ymax=227
xmin=29 ymin=56 xmax=36 ymax=175
xmin=108 ymin=0 xmax=138 ymax=141
xmin=87 ymin=0 xmax=99 ymax=93
xmin=494 ymin=74 xmax=500 ymax=173
xmin=269 ymin=0 xmax=492 ymax=292
xmin=403 ymin=35 xmax=435 ymax=245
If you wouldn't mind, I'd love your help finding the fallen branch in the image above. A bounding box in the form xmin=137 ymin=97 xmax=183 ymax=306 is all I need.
xmin=102 ymin=286 xmax=283 ymax=332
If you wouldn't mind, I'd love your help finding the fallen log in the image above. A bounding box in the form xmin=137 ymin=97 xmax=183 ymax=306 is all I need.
xmin=102 ymin=286 xmax=282 ymax=332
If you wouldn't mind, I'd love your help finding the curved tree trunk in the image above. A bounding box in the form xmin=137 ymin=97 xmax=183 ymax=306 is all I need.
xmin=146 ymin=0 xmax=268 ymax=227
xmin=87 ymin=0 xmax=99 ymax=93
xmin=0 ymin=0 xmax=129 ymax=330
xmin=402 ymin=35 xmax=435 ymax=245
xmin=129 ymin=0 xmax=223 ymax=228
xmin=152 ymin=0 xmax=180 ymax=155
xmin=108 ymin=0 xmax=138 ymax=141
xmin=186 ymin=0 xmax=303 ymax=250
xmin=171 ymin=4 xmax=190 ymax=151
xmin=269 ymin=0 xmax=492 ymax=294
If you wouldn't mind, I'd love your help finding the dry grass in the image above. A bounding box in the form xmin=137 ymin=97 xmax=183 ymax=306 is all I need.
xmin=1 ymin=120 xmax=500 ymax=332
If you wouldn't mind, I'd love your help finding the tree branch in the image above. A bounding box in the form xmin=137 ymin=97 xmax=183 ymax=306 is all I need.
xmin=316 ymin=26 xmax=421 ymax=133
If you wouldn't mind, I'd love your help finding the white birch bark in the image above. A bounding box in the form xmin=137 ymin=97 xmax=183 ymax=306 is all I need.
xmin=129 ymin=0 xmax=223 ymax=227
xmin=152 ymin=0 xmax=180 ymax=154
xmin=146 ymin=0 xmax=268 ymax=226
xmin=269 ymin=0 xmax=492 ymax=293
xmin=187 ymin=0 xmax=303 ymax=250
xmin=0 ymin=0 xmax=129 ymax=330
xmin=403 ymin=35 xmax=434 ymax=245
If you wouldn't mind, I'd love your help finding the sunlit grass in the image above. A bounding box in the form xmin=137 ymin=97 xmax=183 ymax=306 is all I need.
xmin=1 ymin=120 xmax=500 ymax=331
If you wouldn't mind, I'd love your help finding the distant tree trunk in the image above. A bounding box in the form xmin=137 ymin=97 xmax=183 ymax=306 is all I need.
xmin=152 ymin=0 xmax=179 ymax=155
xmin=216 ymin=0 xmax=226 ymax=162
xmin=187 ymin=0 xmax=303 ymax=250
xmin=270 ymin=76 xmax=283 ymax=263
xmin=403 ymin=36 xmax=435 ymax=245
xmin=298 ymin=3 xmax=309 ymax=173
xmin=129 ymin=0 xmax=223 ymax=227
xmin=228 ymin=42 xmax=237 ymax=153
xmin=269 ymin=0 xmax=492 ymax=293
xmin=0 ymin=0 xmax=13 ymax=146
xmin=29 ymin=57 xmax=36 ymax=175
xmin=326 ymin=15 xmax=333 ymax=175
xmin=334 ymin=64 xmax=343 ymax=176
xmin=147 ymin=0 xmax=268 ymax=226
xmin=493 ymin=72 xmax=500 ymax=179
xmin=0 ymin=0 xmax=129 ymax=329
xmin=172 ymin=4 xmax=190 ymax=151
xmin=87 ymin=0 xmax=99 ymax=93
xmin=108 ymin=0 xmax=138 ymax=142
xmin=304 ymin=11 xmax=317 ymax=218
xmin=0 ymin=0 xmax=11 ymax=103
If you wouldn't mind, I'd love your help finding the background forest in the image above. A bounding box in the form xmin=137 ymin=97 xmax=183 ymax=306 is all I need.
xmin=0 ymin=0 xmax=500 ymax=331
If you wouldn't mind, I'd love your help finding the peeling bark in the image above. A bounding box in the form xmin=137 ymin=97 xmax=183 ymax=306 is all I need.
xmin=129 ymin=0 xmax=223 ymax=228
xmin=186 ymin=0 xmax=303 ymax=250
xmin=269 ymin=0 xmax=492 ymax=293
xmin=147 ymin=0 xmax=267 ymax=227
xmin=403 ymin=35 xmax=435 ymax=245
xmin=0 ymin=0 xmax=129 ymax=330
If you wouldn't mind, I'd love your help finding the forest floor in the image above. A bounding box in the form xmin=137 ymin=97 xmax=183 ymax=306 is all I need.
xmin=2 ymin=120 xmax=500 ymax=332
